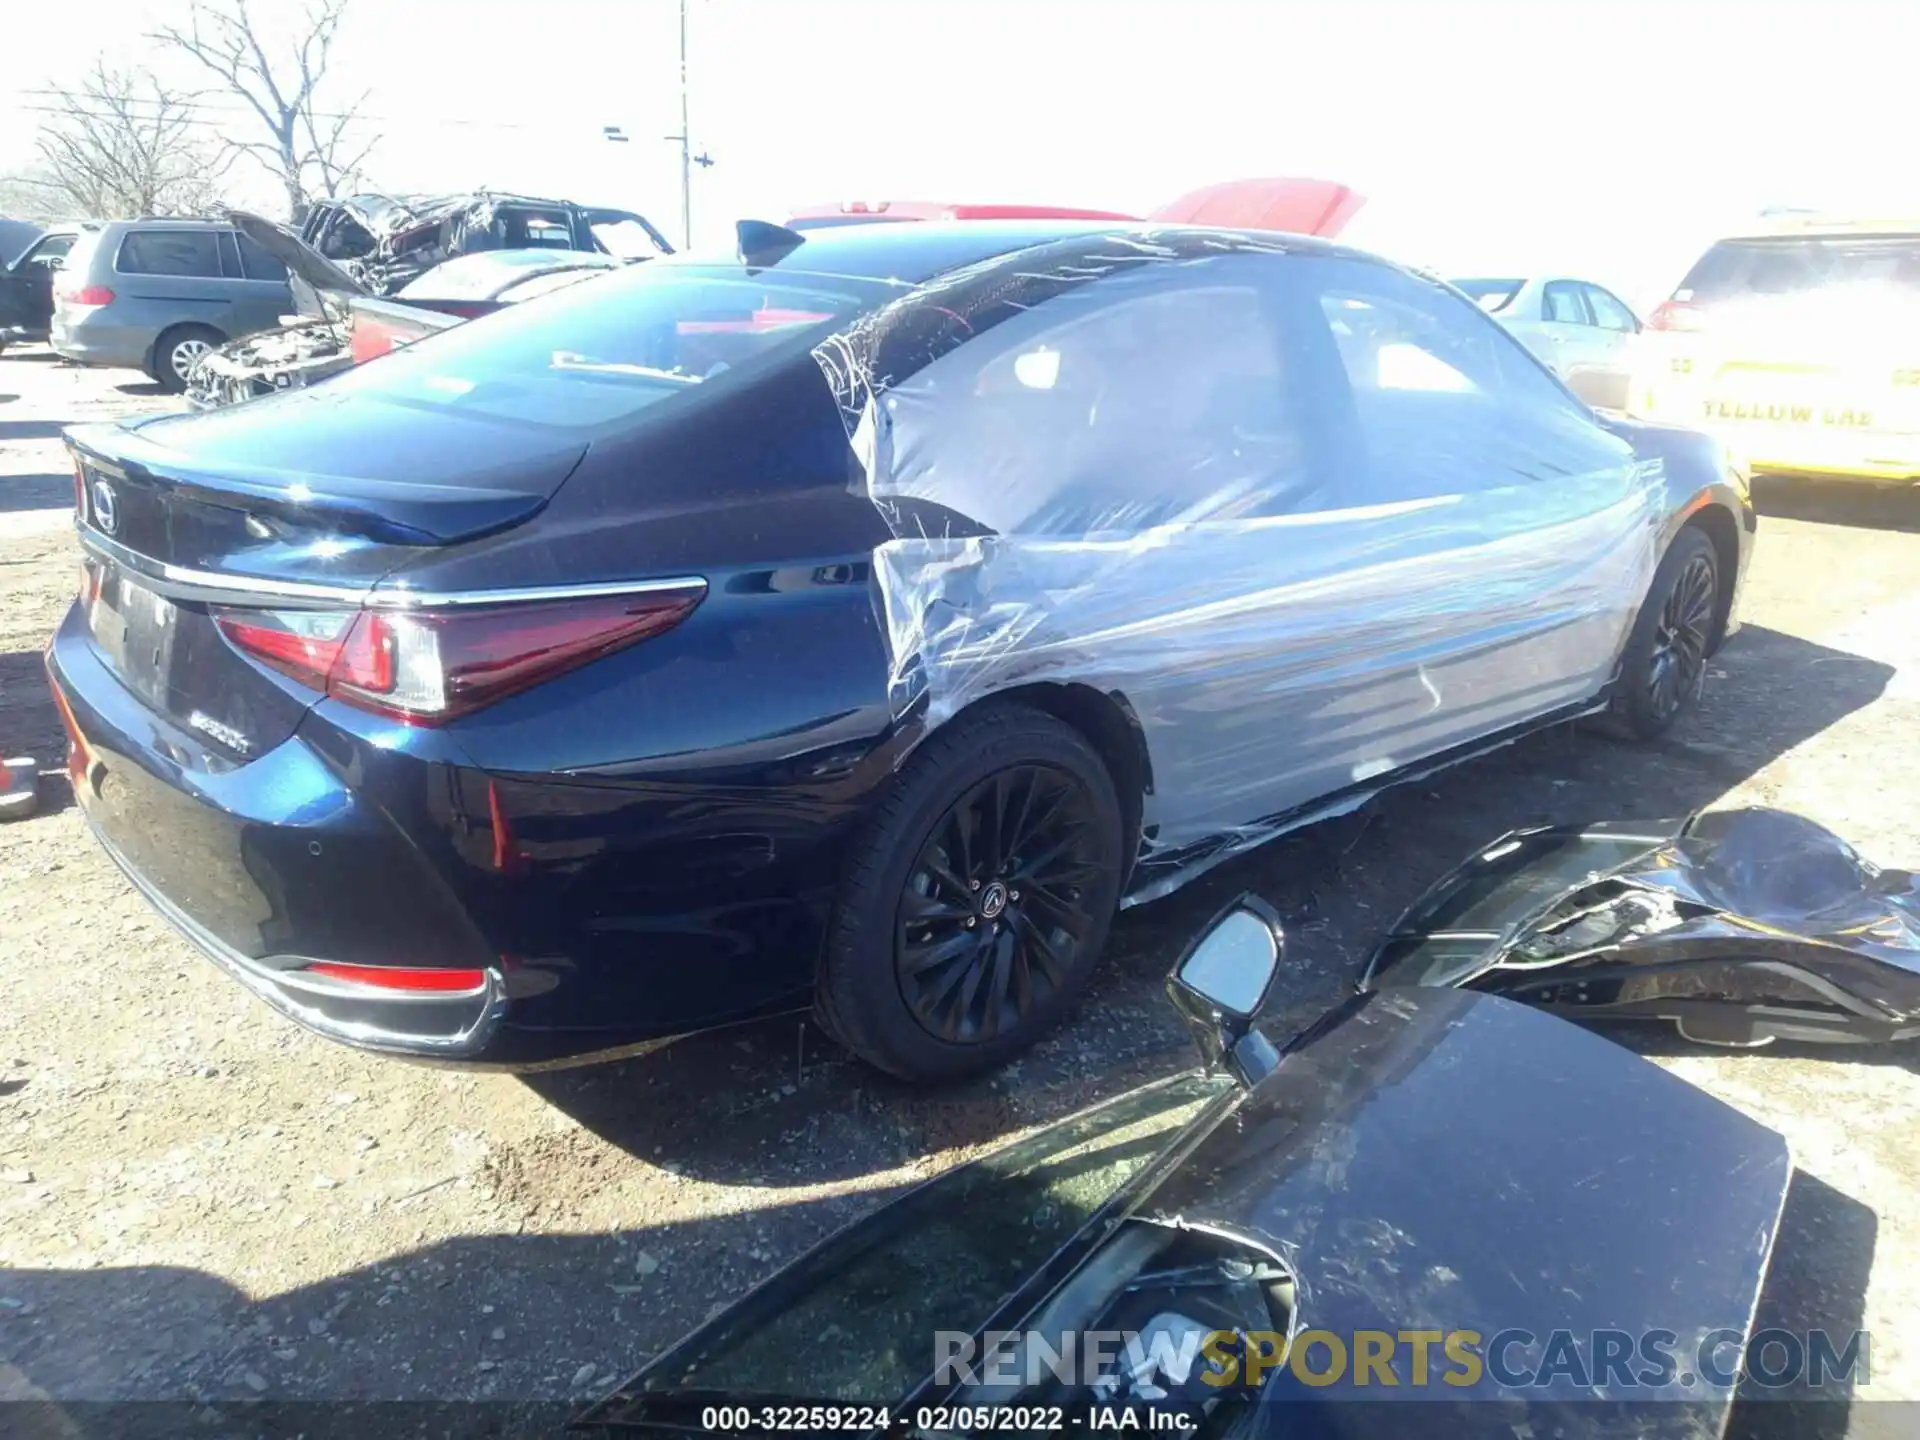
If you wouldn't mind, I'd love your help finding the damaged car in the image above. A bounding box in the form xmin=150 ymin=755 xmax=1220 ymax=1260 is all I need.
xmin=576 ymin=899 xmax=1794 ymax=1438
xmin=1364 ymin=805 xmax=1920 ymax=1047
xmin=186 ymin=194 xmax=666 ymax=408
xmin=301 ymin=189 xmax=671 ymax=290
xmin=51 ymin=216 xmax=1753 ymax=1078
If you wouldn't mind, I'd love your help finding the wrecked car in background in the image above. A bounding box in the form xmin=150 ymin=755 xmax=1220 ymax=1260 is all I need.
xmin=185 ymin=193 xmax=667 ymax=408
xmin=303 ymin=189 xmax=670 ymax=290
xmin=1364 ymin=805 xmax=1920 ymax=1047
xmin=578 ymin=899 xmax=1793 ymax=1437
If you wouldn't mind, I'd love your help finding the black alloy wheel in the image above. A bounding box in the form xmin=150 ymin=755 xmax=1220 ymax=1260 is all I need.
xmin=1597 ymin=526 xmax=1721 ymax=741
xmin=815 ymin=703 xmax=1125 ymax=1082
xmin=1645 ymin=548 xmax=1718 ymax=724
xmin=896 ymin=764 xmax=1105 ymax=1045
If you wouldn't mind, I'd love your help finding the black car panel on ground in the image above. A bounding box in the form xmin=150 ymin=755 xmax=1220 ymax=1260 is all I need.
xmin=579 ymin=903 xmax=1792 ymax=1438
xmin=1364 ymin=806 xmax=1920 ymax=1046
xmin=48 ymin=219 xmax=1756 ymax=1076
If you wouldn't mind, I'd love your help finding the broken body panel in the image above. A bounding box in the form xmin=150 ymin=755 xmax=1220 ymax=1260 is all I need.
xmin=578 ymin=988 xmax=1790 ymax=1437
xmin=1364 ymin=806 xmax=1920 ymax=1046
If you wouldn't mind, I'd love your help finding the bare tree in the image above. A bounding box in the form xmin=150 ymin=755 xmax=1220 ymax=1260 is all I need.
xmin=151 ymin=0 xmax=379 ymax=221
xmin=23 ymin=61 xmax=231 ymax=218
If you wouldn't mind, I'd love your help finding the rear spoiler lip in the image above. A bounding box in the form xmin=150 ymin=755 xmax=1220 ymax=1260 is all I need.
xmin=67 ymin=424 xmax=560 ymax=551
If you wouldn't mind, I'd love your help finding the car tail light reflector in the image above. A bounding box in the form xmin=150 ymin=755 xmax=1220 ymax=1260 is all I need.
xmin=58 ymin=285 xmax=115 ymax=307
xmin=302 ymin=962 xmax=489 ymax=993
xmin=1647 ymin=300 xmax=1709 ymax=332
xmin=213 ymin=586 xmax=704 ymax=724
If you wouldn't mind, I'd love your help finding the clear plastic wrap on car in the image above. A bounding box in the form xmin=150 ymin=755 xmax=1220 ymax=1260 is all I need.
xmin=814 ymin=231 xmax=1666 ymax=898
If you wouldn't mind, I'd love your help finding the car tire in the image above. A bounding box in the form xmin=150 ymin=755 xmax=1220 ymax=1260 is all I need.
xmin=816 ymin=703 xmax=1126 ymax=1083
xmin=1596 ymin=526 xmax=1720 ymax=741
xmin=153 ymin=325 xmax=223 ymax=394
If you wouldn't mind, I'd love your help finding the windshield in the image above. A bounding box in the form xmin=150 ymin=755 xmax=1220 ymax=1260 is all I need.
xmin=313 ymin=261 xmax=900 ymax=432
xmin=611 ymin=1072 xmax=1233 ymax=1408
xmin=1451 ymin=277 xmax=1525 ymax=313
xmin=1676 ymin=236 xmax=1920 ymax=303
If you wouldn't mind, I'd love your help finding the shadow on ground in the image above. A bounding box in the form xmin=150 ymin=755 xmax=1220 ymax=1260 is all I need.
xmin=0 ymin=650 xmax=70 ymax=795
xmin=0 ymin=419 xmax=75 ymax=443
xmin=1753 ymin=476 xmax=1920 ymax=535
xmin=0 ymin=473 xmax=72 ymax=515
xmin=0 ymin=1149 xmax=1878 ymax=1434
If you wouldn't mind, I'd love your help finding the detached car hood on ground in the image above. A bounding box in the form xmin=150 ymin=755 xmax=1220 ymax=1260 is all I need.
xmin=1364 ymin=806 xmax=1920 ymax=1046
xmin=580 ymin=988 xmax=1789 ymax=1438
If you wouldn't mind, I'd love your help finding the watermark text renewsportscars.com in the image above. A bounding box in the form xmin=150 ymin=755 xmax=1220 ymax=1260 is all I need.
xmin=934 ymin=1326 xmax=1870 ymax=1391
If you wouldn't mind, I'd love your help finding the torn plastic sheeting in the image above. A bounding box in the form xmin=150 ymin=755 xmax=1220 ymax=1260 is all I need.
xmin=817 ymin=231 xmax=1666 ymax=886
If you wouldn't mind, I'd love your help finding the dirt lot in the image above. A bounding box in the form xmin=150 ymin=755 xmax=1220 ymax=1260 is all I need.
xmin=3 ymin=348 xmax=1919 ymax=1434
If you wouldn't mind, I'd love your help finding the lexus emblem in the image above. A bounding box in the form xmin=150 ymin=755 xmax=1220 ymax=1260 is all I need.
xmin=92 ymin=480 xmax=118 ymax=535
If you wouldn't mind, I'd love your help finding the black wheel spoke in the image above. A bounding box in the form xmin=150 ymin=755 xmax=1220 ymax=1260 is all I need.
xmin=1013 ymin=910 xmax=1072 ymax=988
xmin=901 ymin=928 xmax=978 ymax=975
xmin=1645 ymin=553 xmax=1717 ymax=723
xmin=1023 ymin=882 xmax=1091 ymax=938
xmin=1010 ymin=825 xmax=1096 ymax=885
xmin=901 ymin=883 xmax=970 ymax=925
xmin=895 ymin=761 xmax=1107 ymax=1045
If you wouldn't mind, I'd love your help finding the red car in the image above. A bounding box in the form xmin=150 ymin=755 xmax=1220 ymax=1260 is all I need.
xmin=786 ymin=178 xmax=1364 ymax=238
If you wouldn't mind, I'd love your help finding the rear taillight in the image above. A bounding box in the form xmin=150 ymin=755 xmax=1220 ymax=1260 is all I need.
xmin=349 ymin=316 xmax=399 ymax=364
xmin=58 ymin=285 xmax=114 ymax=307
xmin=1647 ymin=299 xmax=1709 ymax=332
xmin=213 ymin=587 xmax=704 ymax=724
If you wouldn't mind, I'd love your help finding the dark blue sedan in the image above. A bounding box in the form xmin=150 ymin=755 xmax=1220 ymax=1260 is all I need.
xmin=46 ymin=218 xmax=1754 ymax=1079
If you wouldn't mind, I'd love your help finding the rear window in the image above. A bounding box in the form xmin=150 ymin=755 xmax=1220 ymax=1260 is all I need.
xmin=1676 ymin=236 xmax=1920 ymax=303
xmin=236 ymin=233 xmax=288 ymax=282
xmin=319 ymin=260 xmax=900 ymax=431
xmin=398 ymin=252 xmax=615 ymax=302
xmin=116 ymin=229 xmax=223 ymax=278
xmin=1451 ymin=277 xmax=1525 ymax=313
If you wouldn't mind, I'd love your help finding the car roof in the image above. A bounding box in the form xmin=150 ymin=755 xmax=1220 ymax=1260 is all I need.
xmin=1721 ymin=213 xmax=1920 ymax=240
xmin=674 ymin=217 xmax=1369 ymax=287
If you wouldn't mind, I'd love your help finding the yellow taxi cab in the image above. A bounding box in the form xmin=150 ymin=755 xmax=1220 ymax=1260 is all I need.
xmin=1629 ymin=214 xmax=1920 ymax=482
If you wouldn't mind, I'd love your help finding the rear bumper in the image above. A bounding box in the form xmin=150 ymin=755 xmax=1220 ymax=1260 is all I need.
xmin=50 ymin=315 xmax=153 ymax=370
xmin=46 ymin=603 xmax=514 ymax=1061
xmin=91 ymin=822 xmax=511 ymax=1058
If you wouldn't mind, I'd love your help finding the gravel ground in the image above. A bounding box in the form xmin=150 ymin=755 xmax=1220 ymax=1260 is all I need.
xmin=3 ymin=350 xmax=1919 ymax=1435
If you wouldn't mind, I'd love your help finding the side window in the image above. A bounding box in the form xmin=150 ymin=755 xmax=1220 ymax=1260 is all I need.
xmin=236 ymin=234 xmax=289 ymax=282
xmin=115 ymin=230 xmax=222 ymax=278
xmin=25 ymin=234 xmax=76 ymax=265
xmin=874 ymin=253 xmax=1323 ymax=533
xmin=1307 ymin=257 xmax=1612 ymax=503
xmin=1542 ymin=282 xmax=1591 ymax=325
xmin=1584 ymin=285 xmax=1638 ymax=333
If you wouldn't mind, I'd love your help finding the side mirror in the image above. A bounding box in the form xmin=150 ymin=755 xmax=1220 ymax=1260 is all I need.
xmin=1166 ymin=895 xmax=1284 ymax=1086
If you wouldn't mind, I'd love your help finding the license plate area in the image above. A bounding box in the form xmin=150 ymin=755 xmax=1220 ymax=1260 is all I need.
xmin=86 ymin=560 xmax=182 ymax=709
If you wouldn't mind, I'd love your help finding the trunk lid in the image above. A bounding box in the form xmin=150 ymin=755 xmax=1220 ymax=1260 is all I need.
xmin=67 ymin=397 xmax=585 ymax=758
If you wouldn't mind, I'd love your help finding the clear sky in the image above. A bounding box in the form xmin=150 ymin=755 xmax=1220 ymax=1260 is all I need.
xmin=5 ymin=0 xmax=1915 ymax=309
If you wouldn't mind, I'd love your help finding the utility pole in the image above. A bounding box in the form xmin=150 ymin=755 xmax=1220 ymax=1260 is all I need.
xmin=675 ymin=0 xmax=691 ymax=249
xmin=609 ymin=1 xmax=711 ymax=253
